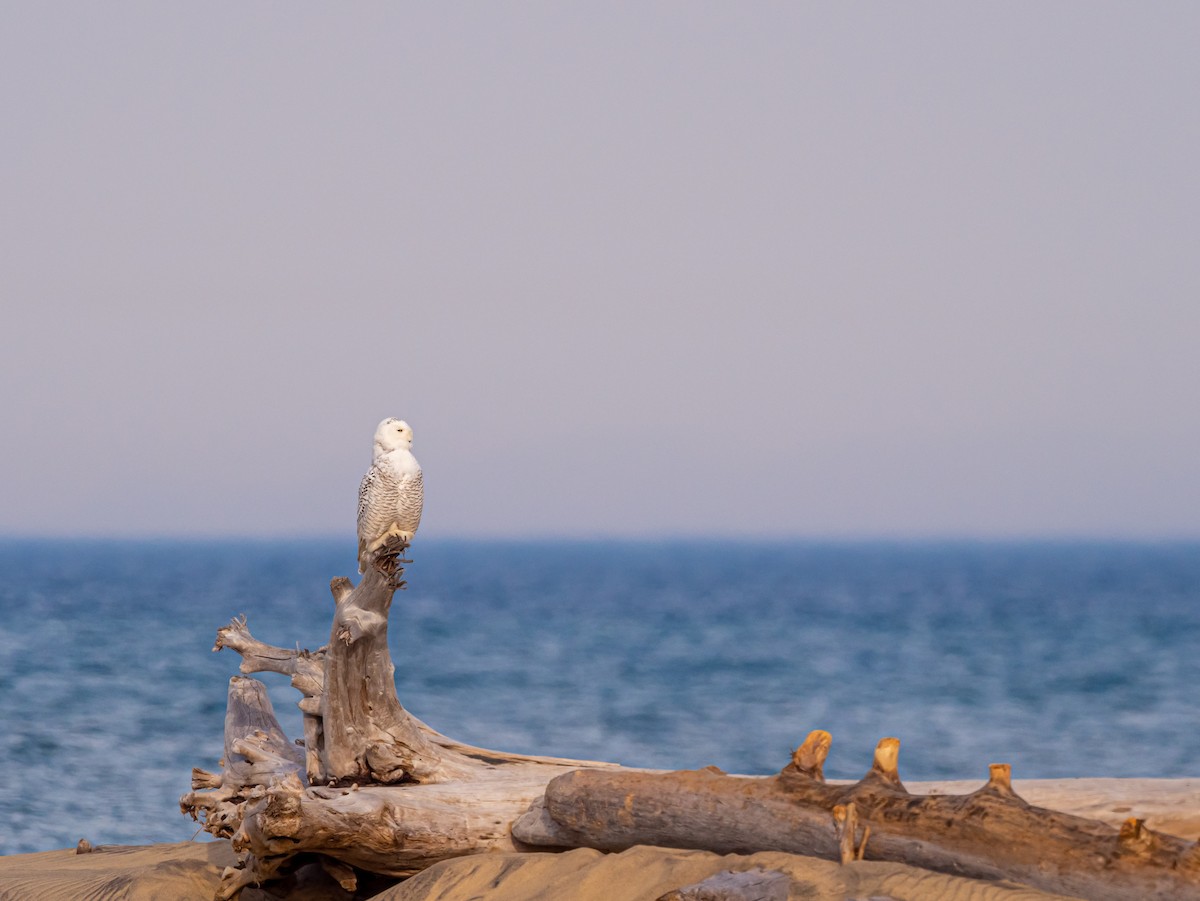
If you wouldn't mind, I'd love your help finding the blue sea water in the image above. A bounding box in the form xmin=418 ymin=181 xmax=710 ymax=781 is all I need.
xmin=1 ymin=539 xmax=1199 ymax=855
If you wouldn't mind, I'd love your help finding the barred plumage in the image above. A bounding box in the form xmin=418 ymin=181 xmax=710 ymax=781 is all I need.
xmin=357 ymin=418 xmax=423 ymax=573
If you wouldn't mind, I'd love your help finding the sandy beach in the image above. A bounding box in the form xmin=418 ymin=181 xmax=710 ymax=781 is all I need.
xmin=3 ymin=777 xmax=1197 ymax=901
xmin=0 ymin=841 xmax=1082 ymax=901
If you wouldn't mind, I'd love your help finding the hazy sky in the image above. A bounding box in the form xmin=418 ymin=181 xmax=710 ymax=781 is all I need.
xmin=3 ymin=4 xmax=1198 ymax=539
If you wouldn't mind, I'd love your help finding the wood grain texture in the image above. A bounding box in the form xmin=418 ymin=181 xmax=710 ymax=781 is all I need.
xmin=517 ymin=745 xmax=1200 ymax=901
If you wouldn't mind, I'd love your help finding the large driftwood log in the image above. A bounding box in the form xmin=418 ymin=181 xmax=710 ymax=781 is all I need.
xmin=183 ymin=541 xmax=1200 ymax=901
xmin=512 ymin=732 xmax=1200 ymax=901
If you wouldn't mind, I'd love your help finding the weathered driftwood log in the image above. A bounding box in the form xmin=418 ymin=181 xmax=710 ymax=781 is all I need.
xmin=511 ymin=731 xmax=1200 ymax=901
xmin=184 ymin=541 xmax=1200 ymax=901
xmin=181 ymin=542 xmax=618 ymax=899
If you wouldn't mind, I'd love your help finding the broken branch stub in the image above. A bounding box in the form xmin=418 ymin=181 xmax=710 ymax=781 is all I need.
xmin=831 ymin=802 xmax=868 ymax=864
xmin=788 ymin=729 xmax=831 ymax=782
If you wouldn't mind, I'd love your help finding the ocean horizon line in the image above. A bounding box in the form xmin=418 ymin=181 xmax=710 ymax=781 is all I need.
xmin=2 ymin=532 xmax=1199 ymax=547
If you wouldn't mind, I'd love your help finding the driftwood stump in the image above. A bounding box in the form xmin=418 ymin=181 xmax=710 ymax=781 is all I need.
xmin=180 ymin=541 xmax=617 ymax=899
xmin=182 ymin=542 xmax=1200 ymax=901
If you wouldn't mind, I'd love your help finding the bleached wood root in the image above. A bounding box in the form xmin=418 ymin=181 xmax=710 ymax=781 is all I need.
xmin=512 ymin=733 xmax=1200 ymax=901
xmin=179 ymin=676 xmax=303 ymax=838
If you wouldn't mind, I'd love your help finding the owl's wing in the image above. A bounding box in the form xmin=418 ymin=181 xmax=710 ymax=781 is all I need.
xmin=395 ymin=469 xmax=423 ymax=536
xmin=357 ymin=463 xmax=398 ymax=562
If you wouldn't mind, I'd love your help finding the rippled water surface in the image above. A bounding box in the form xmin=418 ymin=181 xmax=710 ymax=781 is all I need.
xmin=1 ymin=539 xmax=1198 ymax=854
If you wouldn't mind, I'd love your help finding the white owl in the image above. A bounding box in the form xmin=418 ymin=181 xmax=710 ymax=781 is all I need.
xmin=357 ymin=418 xmax=424 ymax=573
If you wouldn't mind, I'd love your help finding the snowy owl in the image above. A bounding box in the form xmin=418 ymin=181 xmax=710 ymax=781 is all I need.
xmin=357 ymin=418 xmax=424 ymax=573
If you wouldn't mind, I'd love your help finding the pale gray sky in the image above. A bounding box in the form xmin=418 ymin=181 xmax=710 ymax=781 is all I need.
xmin=2 ymin=3 xmax=1198 ymax=539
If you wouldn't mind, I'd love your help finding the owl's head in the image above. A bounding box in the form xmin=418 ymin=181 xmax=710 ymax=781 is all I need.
xmin=373 ymin=418 xmax=414 ymax=455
